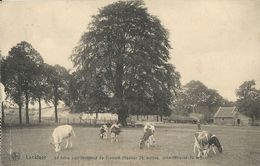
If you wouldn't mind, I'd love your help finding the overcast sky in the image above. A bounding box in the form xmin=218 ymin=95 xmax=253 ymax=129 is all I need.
xmin=0 ymin=0 xmax=259 ymax=101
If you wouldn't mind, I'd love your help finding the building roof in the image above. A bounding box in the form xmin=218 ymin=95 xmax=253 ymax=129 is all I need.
xmin=213 ymin=107 xmax=238 ymax=118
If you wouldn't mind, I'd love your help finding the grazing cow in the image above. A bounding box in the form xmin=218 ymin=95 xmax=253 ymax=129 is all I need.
xmin=143 ymin=123 xmax=155 ymax=133
xmin=50 ymin=125 xmax=75 ymax=152
xmin=99 ymin=124 xmax=108 ymax=139
xmin=140 ymin=123 xmax=156 ymax=149
xmin=194 ymin=131 xmax=223 ymax=158
xmin=110 ymin=122 xmax=121 ymax=142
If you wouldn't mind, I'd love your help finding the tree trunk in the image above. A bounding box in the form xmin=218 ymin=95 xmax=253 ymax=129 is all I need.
xmin=19 ymin=103 xmax=22 ymax=124
xmin=1 ymin=102 xmax=4 ymax=125
xmin=252 ymin=115 xmax=256 ymax=125
xmin=118 ymin=109 xmax=127 ymax=126
xmin=18 ymin=84 xmax=22 ymax=124
xmin=54 ymin=103 xmax=58 ymax=123
xmin=96 ymin=112 xmax=98 ymax=120
xmin=54 ymin=86 xmax=58 ymax=123
xmin=38 ymin=98 xmax=41 ymax=123
xmin=25 ymin=92 xmax=29 ymax=124
xmin=115 ymin=63 xmax=128 ymax=126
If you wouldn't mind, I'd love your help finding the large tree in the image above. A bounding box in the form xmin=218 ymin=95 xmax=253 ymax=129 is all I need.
xmin=71 ymin=0 xmax=180 ymax=125
xmin=45 ymin=64 xmax=70 ymax=123
xmin=236 ymin=80 xmax=260 ymax=122
xmin=2 ymin=41 xmax=43 ymax=124
xmin=174 ymin=80 xmax=225 ymax=116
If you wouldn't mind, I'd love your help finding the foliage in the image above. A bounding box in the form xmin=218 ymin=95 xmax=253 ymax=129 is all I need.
xmin=174 ymin=80 xmax=225 ymax=116
xmin=45 ymin=64 xmax=70 ymax=122
xmin=70 ymin=0 xmax=180 ymax=125
xmin=1 ymin=41 xmax=43 ymax=124
xmin=236 ymin=80 xmax=260 ymax=121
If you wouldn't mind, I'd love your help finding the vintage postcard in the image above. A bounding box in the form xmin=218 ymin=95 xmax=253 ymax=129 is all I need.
xmin=1 ymin=0 xmax=260 ymax=166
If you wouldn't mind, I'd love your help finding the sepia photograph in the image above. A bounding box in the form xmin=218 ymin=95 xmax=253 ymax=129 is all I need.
xmin=0 ymin=0 xmax=260 ymax=165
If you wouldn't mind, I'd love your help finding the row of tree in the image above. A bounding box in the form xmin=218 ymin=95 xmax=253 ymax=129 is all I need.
xmin=173 ymin=80 xmax=232 ymax=116
xmin=173 ymin=80 xmax=260 ymax=122
xmin=1 ymin=43 xmax=259 ymax=124
xmin=1 ymin=42 xmax=69 ymax=124
xmin=1 ymin=1 xmax=259 ymax=125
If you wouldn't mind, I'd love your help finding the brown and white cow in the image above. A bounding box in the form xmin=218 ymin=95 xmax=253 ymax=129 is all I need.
xmin=110 ymin=122 xmax=121 ymax=142
xmin=139 ymin=123 xmax=156 ymax=149
xmin=194 ymin=131 xmax=223 ymax=158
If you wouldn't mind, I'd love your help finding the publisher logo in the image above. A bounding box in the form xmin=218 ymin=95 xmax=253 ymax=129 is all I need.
xmin=11 ymin=152 xmax=21 ymax=161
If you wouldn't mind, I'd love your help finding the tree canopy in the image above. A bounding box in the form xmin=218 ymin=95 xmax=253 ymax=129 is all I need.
xmin=45 ymin=64 xmax=70 ymax=123
xmin=71 ymin=0 xmax=180 ymax=125
xmin=174 ymin=80 xmax=225 ymax=116
xmin=2 ymin=41 xmax=44 ymax=124
xmin=1 ymin=41 xmax=70 ymax=124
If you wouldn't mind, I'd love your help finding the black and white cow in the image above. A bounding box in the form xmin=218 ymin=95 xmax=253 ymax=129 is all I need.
xmin=99 ymin=124 xmax=108 ymax=139
xmin=50 ymin=125 xmax=76 ymax=152
xmin=139 ymin=123 xmax=155 ymax=149
xmin=194 ymin=131 xmax=223 ymax=158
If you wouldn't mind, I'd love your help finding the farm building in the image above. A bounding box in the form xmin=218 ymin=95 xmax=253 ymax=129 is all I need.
xmin=128 ymin=115 xmax=164 ymax=122
xmin=213 ymin=107 xmax=252 ymax=126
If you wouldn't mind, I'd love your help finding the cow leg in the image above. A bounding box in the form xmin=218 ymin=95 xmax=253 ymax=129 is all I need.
xmin=147 ymin=140 xmax=150 ymax=148
xmin=193 ymin=137 xmax=198 ymax=154
xmin=67 ymin=137 xmax=72 ymax=148
xmin=65 ymin=139 xmax=69 ymax=149
xmin=148 ymin=136 xmax=153 ymax=147
xmin=111 ymin=133 xmax=115 ymax=143
xmin=70 ymin=137 xmax=73 ymax=148
xmin=194 ymin=141 xmax=198 ymax=154
xmin=197 ymin=151 xmax=201 ymax=158
xmin=150 ymin=135 xmax=155 ymax=146
xmin=212 ymin=146 xmax=217 ymax=154
xmin=203 ymin=150 xmax=208 ymax=158
xmin=139 ymin=140 xmax=143 ymax=149
xmin=115 ymin=135 xmax=118 ymax=142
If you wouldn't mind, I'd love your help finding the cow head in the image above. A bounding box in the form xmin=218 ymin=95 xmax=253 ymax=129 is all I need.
xmin=208 ymin=136 xmax=222 ymax=153
xmin=50 ymin=142 xmax=61 ymax=152
xmin=139 ymin=130 xmax=153 ymax=149
xmin=139 ymin=139 xmax=145 ymax=149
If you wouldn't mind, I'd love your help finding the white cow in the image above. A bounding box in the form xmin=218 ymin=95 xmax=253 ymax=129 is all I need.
xmin=99 ymin=124 xmax=108 ymax=139
xmin=50 ymin=125 xmax=75 ymax=152
xmin=140 ymin=123 xmax=156 ymax=149
xmin=194 ymin=131 xmax=223 ymax=158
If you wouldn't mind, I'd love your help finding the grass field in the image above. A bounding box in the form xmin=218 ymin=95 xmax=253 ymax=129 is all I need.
xmin=2 ymin=124 xmax=260 ymax=166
